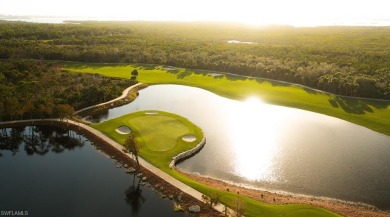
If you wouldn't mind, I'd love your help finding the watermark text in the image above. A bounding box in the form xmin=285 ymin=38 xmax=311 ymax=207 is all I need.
xmin=1 ymin=211 xmax=28 ymax=216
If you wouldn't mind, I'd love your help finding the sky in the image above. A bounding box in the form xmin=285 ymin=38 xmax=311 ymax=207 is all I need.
xmin=1 ymin=0 xmax=389 ymax=26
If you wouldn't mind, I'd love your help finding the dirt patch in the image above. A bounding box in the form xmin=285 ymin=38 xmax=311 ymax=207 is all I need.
xmin=182 ymin=172 xmax=390 ymax=217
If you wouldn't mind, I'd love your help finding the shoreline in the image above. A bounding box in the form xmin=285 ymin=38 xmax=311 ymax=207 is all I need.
xmin=75 ymin=83 xmax=148 ymax=117
xmin=169 ymin=137 xmax=206 ymax=169
xmin=2 ymin=85 xmax=388 ymax=216
xmin=3 ymin=121 xmax=389 ymax=216
xmin=87 ymin=131 xmax=220 ymax=216
xmin=181 ymin=172 xmax=390 ymax=217
xmin=0 ymin=120 xmax=221 ymax=216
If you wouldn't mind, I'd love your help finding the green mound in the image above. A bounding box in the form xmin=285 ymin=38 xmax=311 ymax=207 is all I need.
xmin=130 ymin=115 xmax=189 ymax=151
xmin=92 ymin=110 xmax=203 ymax=164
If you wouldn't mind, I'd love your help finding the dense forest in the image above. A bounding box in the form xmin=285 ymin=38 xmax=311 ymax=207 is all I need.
xmin=0 ymin=60 xmax=134 ymax=121
xmin=0 ymin=21 xmax=389 ymax=99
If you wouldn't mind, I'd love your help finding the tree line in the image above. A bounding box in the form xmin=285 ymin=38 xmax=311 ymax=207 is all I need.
xmin=0 ymin=21 xmax=389 ymax=99
xmin=0 ymin=59 xmax=135 ymax=121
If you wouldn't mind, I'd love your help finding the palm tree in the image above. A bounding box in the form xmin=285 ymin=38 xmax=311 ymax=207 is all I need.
xmin=124 ymin=133 xmax=141 ymax=172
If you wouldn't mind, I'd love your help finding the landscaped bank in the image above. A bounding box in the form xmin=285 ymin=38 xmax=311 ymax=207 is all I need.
xmin=169 ymin=137 xmax=206 ymax=169
xmin=63 ymin=62 xmax=390 ymax=136
xmin=75 ymin=83 xmax=148 ymax=117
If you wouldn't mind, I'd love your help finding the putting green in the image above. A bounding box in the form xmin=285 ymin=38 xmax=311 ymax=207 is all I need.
xmin=93 ymin=110 xmax=203 ymax=154
xmin=131 ymin=115 xmax=190 ymax=151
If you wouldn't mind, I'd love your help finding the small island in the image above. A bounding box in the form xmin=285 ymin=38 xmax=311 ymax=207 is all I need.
xmin=92 ymin=110 xmax=204 ymax=169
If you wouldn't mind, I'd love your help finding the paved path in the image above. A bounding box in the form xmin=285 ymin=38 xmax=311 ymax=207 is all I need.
xmin=74 ymin=83 xmax=144 ymax=115
xmin=0 ymin=119 xmax=231 ymax=215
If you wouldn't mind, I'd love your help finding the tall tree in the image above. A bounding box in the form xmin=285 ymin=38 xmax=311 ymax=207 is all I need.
xmin=130 ymin=69 xmax=139 ymax=82
xmin=131 ymin=69 xmax=138 ymax=77
xmin=54 ymin=104 xmax=75 ymax=121
xmin=124 ymin=133 xmax=141 ymax=171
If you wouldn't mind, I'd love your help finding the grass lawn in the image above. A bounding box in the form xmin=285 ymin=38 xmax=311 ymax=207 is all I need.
xmin=64 ymin=62 xmax=390 ymax=136
xmin=92 ymin=110 xmax=204 ymax=170
xmin=92 ymin=110 xmax=340 ymax=217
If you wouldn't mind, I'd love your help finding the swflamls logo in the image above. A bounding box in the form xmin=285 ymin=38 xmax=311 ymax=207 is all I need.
xmin=0 ymin=211 xmax=28 ymax=216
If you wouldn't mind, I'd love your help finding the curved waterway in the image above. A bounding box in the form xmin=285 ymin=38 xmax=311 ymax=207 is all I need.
xmin=0 ymin=126 xmax=184 ymax=217
xmin=93 ymin=84 xmax=390 ymax=210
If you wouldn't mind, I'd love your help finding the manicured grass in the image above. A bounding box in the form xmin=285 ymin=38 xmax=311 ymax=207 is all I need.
xmin=64 ymin=62 xmax=390 ymax=136
xmin=92 ymin=110 xmax=340 ymax=217
xmin=92 ymin=110 xmax=203 ymax=169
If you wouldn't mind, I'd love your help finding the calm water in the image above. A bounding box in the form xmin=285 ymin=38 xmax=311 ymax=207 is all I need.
xmin=0 ymin=126 xmax=184 ymax=217
xmin=94 ymin=84 xmax=390 ymax=209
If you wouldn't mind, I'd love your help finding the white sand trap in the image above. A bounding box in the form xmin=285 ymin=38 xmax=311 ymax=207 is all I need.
xmin=182 ymin=135 xmax=196 ymax=142
xmin=145 ymin=111 xmax=158 ymax=115
xmin=115 ymin=126 xmax=132 ymax=134
xmin=163 ymin=66 xmax=178 ymax=71
xmin=208 ymin=73 xmax=223 ymax=77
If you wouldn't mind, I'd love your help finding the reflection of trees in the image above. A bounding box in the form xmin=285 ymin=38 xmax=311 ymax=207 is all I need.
xmin=0 ymin=127 xmax=25 ymax=155
xmin=0 ymin=126 xmax=85 ymax=156
xmin=24 ymin=127 xmax=48 ymax=155
xmin=49 ymin=127 xmax=84 ymax=153
xmin=125 ymin=176 xmax=145 ymax=216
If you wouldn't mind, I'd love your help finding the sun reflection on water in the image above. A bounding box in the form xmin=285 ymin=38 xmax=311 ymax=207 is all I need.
xmin=228 ymin=97 xmax=280 ymax=182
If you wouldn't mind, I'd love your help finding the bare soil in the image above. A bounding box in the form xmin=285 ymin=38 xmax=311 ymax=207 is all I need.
xmin=183 ymin=172 xmax=390 ymax=217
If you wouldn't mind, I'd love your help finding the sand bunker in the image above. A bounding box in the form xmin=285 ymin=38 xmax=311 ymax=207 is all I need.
xmin=115 ymin=126 xmax=132 ymax=134
xmin=145 ymin=111 xmax=158 ymax=115
xmin=182 ymin=135 xmax=196 ymax=142
xmin=208 ymin=73 xmax=223 ymax=78
xmin=163 ymin=66 xmax=178 ymax=71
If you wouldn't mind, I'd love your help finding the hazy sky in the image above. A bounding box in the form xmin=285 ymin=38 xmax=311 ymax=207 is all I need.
xmin=1 ymin=0 xmax=389 ymax=26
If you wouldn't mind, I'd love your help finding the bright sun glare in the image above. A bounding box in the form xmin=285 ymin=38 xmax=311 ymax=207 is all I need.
xmin=1 ymin=0 xmax=389 ymax=26
xmin=228 ymin=97 xmax=280 ymax=182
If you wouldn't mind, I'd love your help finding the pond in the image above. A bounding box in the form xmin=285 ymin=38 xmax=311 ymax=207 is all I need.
xmin=93 ymin=84 xmax=390 ymax=210
xmin=0 ymin=126 xmax=185 ymax=217
xmin=227 ymin=40 xmax=257 ymax=44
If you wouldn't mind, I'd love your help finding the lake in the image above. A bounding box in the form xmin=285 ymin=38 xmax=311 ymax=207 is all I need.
xmin=0 ymin=126 xmax=184 ymax=217
xmin=93 ymin=84 xmax=390 ymax=210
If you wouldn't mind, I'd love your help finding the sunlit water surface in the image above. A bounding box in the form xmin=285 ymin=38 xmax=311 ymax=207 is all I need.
xmin=94 ymin=84 xmax=390 ymax=209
